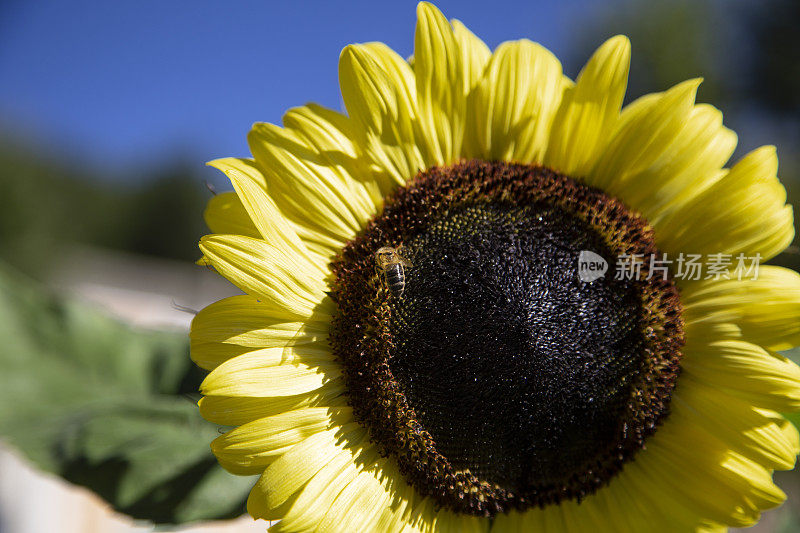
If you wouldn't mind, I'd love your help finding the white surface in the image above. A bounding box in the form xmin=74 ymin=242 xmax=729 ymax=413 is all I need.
xmin=49 ymin=246 xmax=240 ymax=330
xmin=0 ymin=445 xmax=266 ymax=533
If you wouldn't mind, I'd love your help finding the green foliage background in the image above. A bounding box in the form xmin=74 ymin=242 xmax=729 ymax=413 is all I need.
xmin=0 ymin=263 xmax=253 ymax=524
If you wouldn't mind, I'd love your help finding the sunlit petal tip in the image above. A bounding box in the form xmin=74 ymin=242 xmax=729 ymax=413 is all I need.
xmin=675 ymin=77 xmax=703 ymax=99
xmin=658 ymin=77 xmax=704 ymax=106
xmin=740 ymin=144 xmax=779 ymax=179
xmin=608 ymin=33 xmax=631 ymax=47
xmin=594 ymin=34 xmax=632 ymax=66
xmin=417 ymin=1 xmax=443 ymax=18
xmin=338 ymin=45 xmax=388 ymax=122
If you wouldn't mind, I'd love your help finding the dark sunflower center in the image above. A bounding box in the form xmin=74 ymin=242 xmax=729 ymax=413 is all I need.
xmin=389 ymin=202 xmax=644 ymax=490
xmin=329 ymin=161 xmax=683 ymax=516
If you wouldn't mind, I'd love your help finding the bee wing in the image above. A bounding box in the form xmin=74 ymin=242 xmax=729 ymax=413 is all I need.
xmin=400 ymin=256 xmax=414 ymax=268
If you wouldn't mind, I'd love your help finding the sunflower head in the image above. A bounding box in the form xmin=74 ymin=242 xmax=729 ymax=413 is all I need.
xmin=329 ymin=160 xmax=685 ymax=514
xmin=193 ymin=2 xmax=800 ymax=531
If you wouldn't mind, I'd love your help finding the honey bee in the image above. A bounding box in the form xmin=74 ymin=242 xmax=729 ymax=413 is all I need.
xmin=375 ymin=245 xmax=413 ymax=297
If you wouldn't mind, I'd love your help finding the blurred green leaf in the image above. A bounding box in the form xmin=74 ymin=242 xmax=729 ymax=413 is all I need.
xmin=0 ymin=262 xmax=252 ymax=525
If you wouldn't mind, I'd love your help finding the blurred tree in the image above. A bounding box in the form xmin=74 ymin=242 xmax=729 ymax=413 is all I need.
xmin=567 ymin=0 xmax=728 ymax=107
xmin=113 ymin=166 xmax=208 ymax=261
xmin=0 ymin=140 xmax=208 ymax=278
xmin=747 ymin=0 xmax=800 ymax=116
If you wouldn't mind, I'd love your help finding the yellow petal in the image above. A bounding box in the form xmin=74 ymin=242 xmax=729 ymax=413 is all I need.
xmin=398 ymin=495 xmax=437 ymax=533
xmin=656 ymin=146 xmax=794 ymax=261
xmin=451 ymin=19 xmax=490 ymax=95
xmin=282 ymin=103 xmax=384 ymax=205
xmin=414 ymin=2 xmax=465 ymax=165
xmin=434 ymin=508 xmax=489 ymax=533
xmin=203 ymin=191 xmax=259 ymax=238
xmin=376 ymin=462 xmax=425 ymax=533
xmin=255 ymin=424 xmax=366 ymax=513
xmin=200 ymin=346 xmax=340 ymax=398
xmin=206 ymin=158 xmax=328 ymax=266
xmin=198 ymin=385 xmax=346 ymax=426
xmin=703 ymin=449 xmax=786 ymax=512
xmin=674 ymin=383 xmax=799 ymax=471
xmin=539 ymin=503 xmax=567 ymax=532
xmin=589 ymin=78 xmax=701 ymax=191
xmin=585 ymin=476 xmax=654 ymax=533
xmin=270 ymin=439 xmax=366 ymax=533
xmin=317 ymin=457 xmax=392 ymax=532
xmin=641 ymin=434 xmax=768 ymax=526
xmin=489 ymin=510 xmax=523 ymax=532
xmin=544 ymin=35 xmax=630 ymax=177
xmin=339 ymin=42 xmax=424 ymax=185
xmin=629 ymin=453 xmax=754 ymax=527
xmin=682 ymin=266 xmax=800 ymax=351
xmin=199 ymin=234 xmax=327 ymax=317
xmin=464 ymin=39 xmax=564 ymax=163
xmin=212 ymin=407 xmax=352 ymax=474
xmin=190 ymin=294 xmax=329 ymax=344
xmin=682 ymin=338 xmax=800 ymax=411
xmin=190 ymin=294 xmax=329 ymax=370
xmin=614 ymin=461 xmax=708 ymax=531
xmin=617 ymin=103 xmax=737 ymax=222
xmin=248 ymin=122 xmax=372 ymax=243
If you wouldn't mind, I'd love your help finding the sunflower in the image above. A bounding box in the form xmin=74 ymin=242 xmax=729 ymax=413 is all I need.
xmin=191 ymin=3 xmax=800 ymax=531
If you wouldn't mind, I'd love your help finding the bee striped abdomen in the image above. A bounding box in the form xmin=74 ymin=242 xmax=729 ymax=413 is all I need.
xmin=386 ymin=263 xmax=405 ymax=296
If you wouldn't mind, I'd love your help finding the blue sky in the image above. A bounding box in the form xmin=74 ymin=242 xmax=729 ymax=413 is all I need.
xmin=0 ymin=1 xmax=601 ymax=180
